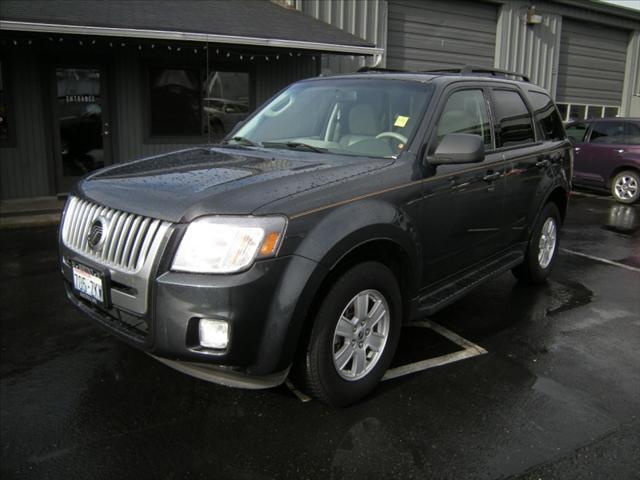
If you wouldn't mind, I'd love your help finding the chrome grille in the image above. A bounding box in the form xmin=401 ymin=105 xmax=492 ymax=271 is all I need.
xmin=61 ymin=196 xmax=168 ymax=272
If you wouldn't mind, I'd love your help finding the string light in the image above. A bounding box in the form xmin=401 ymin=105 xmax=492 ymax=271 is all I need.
xmin=4 ymin=36 xmax=326 ymax=64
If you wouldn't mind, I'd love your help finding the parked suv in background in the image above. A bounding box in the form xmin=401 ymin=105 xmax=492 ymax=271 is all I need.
xmin=566 ymin=118 xmax=640 ymax=204
xmin=59 ymin=66 xmax=571 ymax=406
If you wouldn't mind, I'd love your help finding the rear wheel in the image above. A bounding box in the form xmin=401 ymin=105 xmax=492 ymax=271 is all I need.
xmin=298 ymin=261 xmax=401 ymax=407
xmin=611 ymin=170 xmax=640 ymax=204
xmin=512 ymin=202 xmax=561 ymax=284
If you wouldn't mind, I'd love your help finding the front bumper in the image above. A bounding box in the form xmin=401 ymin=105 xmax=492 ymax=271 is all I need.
xmin=62 ymin=246 xmax=322 ymax=382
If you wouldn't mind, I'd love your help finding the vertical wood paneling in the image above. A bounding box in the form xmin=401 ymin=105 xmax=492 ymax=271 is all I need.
xmin=0 ymin=49 xmax=50 ymax=199
xmin=295 ymin=0 xmax=387 ymax=74
xmin=494 ymin=2 xmax=562 ymax=95
xmin=621 ymin=30 xmax=640 ymax=116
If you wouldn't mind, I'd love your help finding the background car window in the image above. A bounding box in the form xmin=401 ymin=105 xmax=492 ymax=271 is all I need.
xmin=528 ymin=91 xmax=565 ymax=141
xmin=590 ymin=121 xmax=626 ymax=144
xmin=565 ymin=123 xmax=587 ymax=142
xmin=436 ymin=89 xmax=491 ymax=147
xmin=491 ymin=90 xmax=535 ymax=147
xmin=625 ymin=122 xmax=640 ymax=145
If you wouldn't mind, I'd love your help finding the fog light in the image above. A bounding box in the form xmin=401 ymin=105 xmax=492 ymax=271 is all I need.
xmin=198 ymin=319 xmax=229 ymax=349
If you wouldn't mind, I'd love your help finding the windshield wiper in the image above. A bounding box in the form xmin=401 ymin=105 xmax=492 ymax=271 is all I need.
xmin=262 ymin=141 xmax=327 ymax=153
xmin=223 ymin=136 xmax=261 ymax=147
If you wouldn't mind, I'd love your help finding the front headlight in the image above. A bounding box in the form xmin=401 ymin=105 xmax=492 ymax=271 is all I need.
xmin=172 ymin=216 xmax=287 ymax=274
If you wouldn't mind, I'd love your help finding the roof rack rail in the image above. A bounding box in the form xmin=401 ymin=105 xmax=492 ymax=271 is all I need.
xmin=422 ymin=65 xmax=530 ymax=82
xmin=356 ymin=66 xmax=409 ymax=73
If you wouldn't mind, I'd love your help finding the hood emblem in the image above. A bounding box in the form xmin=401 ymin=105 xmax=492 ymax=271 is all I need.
xmin=87 ymin=216 xmax=110 ymax=251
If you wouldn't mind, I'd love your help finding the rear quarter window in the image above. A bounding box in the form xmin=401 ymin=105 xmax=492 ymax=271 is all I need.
xmin=527 ymin=91 xmax=566 ymax=141
xmin=491 ymin=89 xmax=535 ymax=148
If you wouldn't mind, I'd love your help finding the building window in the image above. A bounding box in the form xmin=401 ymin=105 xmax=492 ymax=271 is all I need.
xmin=147 ymin=66 xmax=250 ymax=140
xmin=149 ymin=67 xmax=202 ymax=136
xmin=555 ymin=102 xmax=619 ymax=122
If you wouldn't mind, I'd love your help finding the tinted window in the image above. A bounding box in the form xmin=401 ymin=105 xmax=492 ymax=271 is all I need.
xmin=565 ymin=123 xmax=588 ymax=143
xmin=149 ymin=67 xmax=201 ymax=136
xmin=491 ymin=90 xmax=535 ymax=147
xmin=590 ymin=121 xmax=626 ymax=144
xmin=436 ymin=89 xmax=492 ymax=147
xmin=528 ymin=91 xmax=565 ymax=141
xmin=625 ymin=122 xmax=640 ymax=145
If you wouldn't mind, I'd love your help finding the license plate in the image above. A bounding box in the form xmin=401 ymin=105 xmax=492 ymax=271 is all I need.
xmin=72 ymin=262 xmax=108 ymax=307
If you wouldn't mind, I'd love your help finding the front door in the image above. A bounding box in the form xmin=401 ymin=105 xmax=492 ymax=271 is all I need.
xmin=418 ymin=87 xmax=505 ymax=287
xmin=52 ymin=65 xmax=112 ymax=192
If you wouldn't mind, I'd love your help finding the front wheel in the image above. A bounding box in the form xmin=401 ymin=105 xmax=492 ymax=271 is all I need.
xmin=611 ymin=170 xmax=640 ymax=204
xmin=298 ymin=262 xmax=402 ymax=407
xmin=512 ymin=202 xmax=561 ymax=284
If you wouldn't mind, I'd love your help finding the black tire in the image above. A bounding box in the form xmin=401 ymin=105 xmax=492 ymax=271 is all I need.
xmin=298 ymin=261 xmax=402 ymax=407
xmin=611 ymin=170 xmax=640 ymax=205
xmin=512 ymin=202 xmax=561 ymax=284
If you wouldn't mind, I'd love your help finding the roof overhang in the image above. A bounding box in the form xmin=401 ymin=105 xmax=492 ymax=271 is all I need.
xmin=0 ymin=20 xmax=384 ymax=56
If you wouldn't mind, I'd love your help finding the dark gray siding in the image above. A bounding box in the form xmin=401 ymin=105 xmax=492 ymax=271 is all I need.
xmin=386 ymin=0 xmax=498 ymax=71
xmin=254 ymin=56 xmax=318 ymax=105
xmin=557 ymin=18 xmax=630 ymax=105
xmin=0 ymin=51 xmax=51 ymax=199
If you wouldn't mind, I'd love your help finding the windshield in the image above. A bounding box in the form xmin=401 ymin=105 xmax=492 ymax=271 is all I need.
xmin=231 ymin=78 xmax=434 ymax=158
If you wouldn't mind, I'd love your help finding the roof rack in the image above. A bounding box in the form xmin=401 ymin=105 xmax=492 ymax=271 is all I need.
xmin=421 ymin=65 xmax=530 ymax=82
xmin=356 ymin=66 xmax=408 ymax=73
xmin=357 ymin=64 xmax=530 ymax=82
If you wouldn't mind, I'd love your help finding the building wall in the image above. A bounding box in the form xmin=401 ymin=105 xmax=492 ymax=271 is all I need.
xmin=294 ymin=0 xmax=387 ymax=74
xmin=0 ymin=49 xmax=51 ymax=199
xmin=494 ymin=2 xmax=562 ymax=97
xmin=386 ymin=0 xmax=498 ymax=71
xmin=0 ymin=39 xmax=318 ymax=198
xmin=622 ymin=30 xmax=640 ymax=117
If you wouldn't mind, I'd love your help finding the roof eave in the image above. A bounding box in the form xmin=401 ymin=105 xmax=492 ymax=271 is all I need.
xmin=0 ymin=20 xmax=383 ymax=56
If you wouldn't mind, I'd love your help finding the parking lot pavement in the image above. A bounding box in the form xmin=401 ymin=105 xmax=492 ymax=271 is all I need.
xmin=1 ymin=194 xmax=639 ymax=480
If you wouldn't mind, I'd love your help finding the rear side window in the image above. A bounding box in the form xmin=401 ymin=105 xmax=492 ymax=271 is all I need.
xmin=590 ymin=121 xmax=626 ymax=144
xmin=435 ymin=89 xmax=492 ymax=147
xmin=528 ymin=91 xmax=565 ymax=141
xmin=625 ymin=122 xmax=640 ymax=145
xmin=566 ymin=123 xmax=588 ymax=142
xmin=491 ymin=89 xmax=535 ymax=147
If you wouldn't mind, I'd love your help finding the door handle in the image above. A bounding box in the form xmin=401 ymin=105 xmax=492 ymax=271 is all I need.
xmin=574 ymin=147 xmax=581 ymax=152
xmin=535 ymin=159 xmax=550 ymax=169
xmin=616 ymin=149 xmax=625 ymax=154
xmin=483 ymin=171 xmax=501 ymax=182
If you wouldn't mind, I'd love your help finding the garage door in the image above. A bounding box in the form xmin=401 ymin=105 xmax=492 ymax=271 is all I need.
xmin=556 ymin=18 xmax=629 ymax=107
xmin=386 ymin=0 xmax=498 ymax=71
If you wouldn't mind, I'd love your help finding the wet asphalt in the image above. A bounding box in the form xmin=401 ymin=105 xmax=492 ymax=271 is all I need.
xmin=1 ymin=193 xmax=639 ymax=480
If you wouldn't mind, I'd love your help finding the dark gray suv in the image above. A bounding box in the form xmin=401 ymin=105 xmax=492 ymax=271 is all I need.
xmin=59 ymin=67 xmax=571 ymax=406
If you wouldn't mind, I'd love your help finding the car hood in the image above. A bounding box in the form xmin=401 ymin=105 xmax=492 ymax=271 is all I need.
xmin=77 ymin=147 xmax=393 ymax=222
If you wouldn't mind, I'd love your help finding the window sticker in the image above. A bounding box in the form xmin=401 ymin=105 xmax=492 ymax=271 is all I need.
xmin=394 ymin=115 xmax=409 ymax=128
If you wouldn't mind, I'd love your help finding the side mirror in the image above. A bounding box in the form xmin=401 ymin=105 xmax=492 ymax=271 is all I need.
xmin=429 ymin=133 xmax=485 ymax=165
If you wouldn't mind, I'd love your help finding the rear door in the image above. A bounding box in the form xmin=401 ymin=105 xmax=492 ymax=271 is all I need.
xmin=579 ymin=121 xmax=628 ymax=186
xmin=565 ymin=122 xmax=590 ymax=184
xmin=419 ymin=85 xmax=505 ymax=286
xmin=489 ymin=87 xmax=543 ymax=247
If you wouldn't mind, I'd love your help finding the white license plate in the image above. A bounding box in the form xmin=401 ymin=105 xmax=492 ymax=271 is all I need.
xmin=72 ymin=263 xmax=105 ymax=305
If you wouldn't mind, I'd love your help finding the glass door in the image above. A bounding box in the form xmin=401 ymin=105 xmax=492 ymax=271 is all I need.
xmin=53 ymin=66 xmax=111 ymax=192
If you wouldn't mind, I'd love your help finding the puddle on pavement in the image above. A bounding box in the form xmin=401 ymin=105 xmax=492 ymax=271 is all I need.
xmin=546 ymin=280 xmax=593 ymax=317
xmin=602 ymin=204 xmax=638 ymax=235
